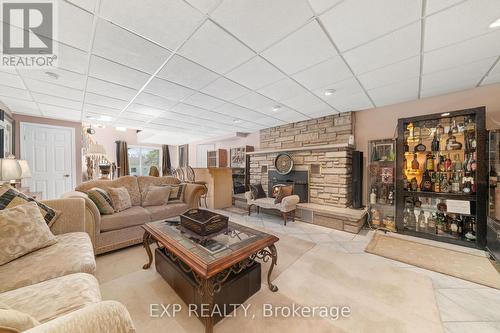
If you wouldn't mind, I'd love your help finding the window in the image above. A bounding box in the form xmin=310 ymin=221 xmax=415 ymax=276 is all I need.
xmin=128 ymin=146 xmax=161 ymax=176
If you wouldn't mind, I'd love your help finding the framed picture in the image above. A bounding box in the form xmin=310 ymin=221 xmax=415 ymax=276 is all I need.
xmin=0 ymin=110 xmax=14 ymax=158
xmin=372 ymin=142 xmax=394 ymax=162
xmin=230 ymin=147 xmax=245 ymax=168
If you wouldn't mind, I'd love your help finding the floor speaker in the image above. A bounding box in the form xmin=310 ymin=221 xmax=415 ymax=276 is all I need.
xmin=351 ymin=151 xmax=363 ymax=209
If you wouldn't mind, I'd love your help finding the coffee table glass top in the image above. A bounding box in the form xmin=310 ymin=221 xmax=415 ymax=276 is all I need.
xmin=146 ymin=217 xmax=275 ymax=264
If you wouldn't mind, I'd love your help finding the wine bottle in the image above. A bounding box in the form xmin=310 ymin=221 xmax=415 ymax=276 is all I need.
xmin=421 ymin=169 xmax=433 ymax=192
xmin=444 ymin=154 xmax=452 ymax=171
xmin=431 ymin=132 xmax=440 ymax=152
xmin=426 ymin=153 xmax=434 ymax=171
xmin=411 ymin=154 xmax=419 ymax=170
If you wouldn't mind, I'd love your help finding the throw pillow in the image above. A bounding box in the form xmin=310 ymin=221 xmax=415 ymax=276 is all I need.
xmin=274 ymin=185 xmax=294 ymax=204
xmin=0 ymin=184 xmax=60 ymax=227
xmin=0 ymin=302 xmax=40 ymax=332
xmin=168 ymin=184 xmax=186 ymax=203
xmin=87 ymin=187 xmax=114 ymax=215
xmin=107 ymin=187 xmax=132 ymax=212
xmin=142 ymin=185 xmax=171 ymax=207
xmin=250 ymin=184 xmax=266 ymax=200
xmin=0 ymin=202 xmax=57 ymax=265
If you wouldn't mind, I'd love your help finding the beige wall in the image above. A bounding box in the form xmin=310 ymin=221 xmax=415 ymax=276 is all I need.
xmin=355 ymin=83 xmax=500 ymax=205
xmin=12 ymin=114 xmax=84 ymax=185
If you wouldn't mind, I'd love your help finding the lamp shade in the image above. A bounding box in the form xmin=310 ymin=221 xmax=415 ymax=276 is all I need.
xmin=0 ymin=158 xmax=22 ymax=181
xmin=18 ymin=160 xmax=32 ymax=179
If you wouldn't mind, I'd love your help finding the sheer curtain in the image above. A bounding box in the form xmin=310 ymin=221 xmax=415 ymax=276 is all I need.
xmin=115 ymin=141 xmax=129 ymax=177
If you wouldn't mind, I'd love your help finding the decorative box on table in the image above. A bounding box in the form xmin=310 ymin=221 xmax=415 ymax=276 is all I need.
xmin=180 ymin=209 xmax=229 ymax=242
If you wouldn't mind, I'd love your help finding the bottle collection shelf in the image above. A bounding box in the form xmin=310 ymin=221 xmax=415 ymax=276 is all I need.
xmin=403 ymin=191 xmax=477 ymax=201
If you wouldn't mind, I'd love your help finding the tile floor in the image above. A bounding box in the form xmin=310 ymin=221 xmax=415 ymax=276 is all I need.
xmin=216 ymin=208 xmax=500 ymax=333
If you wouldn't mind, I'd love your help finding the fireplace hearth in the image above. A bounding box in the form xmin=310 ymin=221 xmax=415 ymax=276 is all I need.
xmin=268 ymin=170 xmax=308 ymax=203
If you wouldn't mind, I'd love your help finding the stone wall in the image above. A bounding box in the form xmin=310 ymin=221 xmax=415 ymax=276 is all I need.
xmin=250 ymin=113 xmax=354 ymax=208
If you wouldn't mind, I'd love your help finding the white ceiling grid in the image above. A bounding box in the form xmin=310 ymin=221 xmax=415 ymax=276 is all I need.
xmin=0 ymin=0 xmax=498 ymax=143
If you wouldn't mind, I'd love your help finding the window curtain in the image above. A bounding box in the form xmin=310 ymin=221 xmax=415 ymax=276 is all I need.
xmin=116 ymin=141 xmax=129 ymax=177
xmin=162 ymin=145 xmax=171 ymax=176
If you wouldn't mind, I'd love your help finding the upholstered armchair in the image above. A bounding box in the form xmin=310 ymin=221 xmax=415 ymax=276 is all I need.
xmin=244 ymin=191 xmax=300 ymax=225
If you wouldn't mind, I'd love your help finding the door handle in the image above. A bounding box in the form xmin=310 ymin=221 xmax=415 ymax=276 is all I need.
xmin=63 ymin=174 xmax=70 ymax=178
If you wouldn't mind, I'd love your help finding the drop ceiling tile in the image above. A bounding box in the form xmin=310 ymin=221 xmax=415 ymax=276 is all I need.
xmin=232 ymin=92 xmax=277 ymax=111
xmin=31 ymin=93 xmax=82 ymax=109
xmin=320 ymin=0 xmax=421 ymax=52
xmin=0 ymin=85 xmax=32 ymax=100
xmin=308 ymin=108 xmax=339 ymax=119
xmin=211 ymin=0 xmax=313 ymax=51
xmin=85 ymin=93 xmax=128 ymax=110
xmin=213 ymin=103 xmax=265 ymax=122
xmin=482 ymin=60 xmax=500 ymax=85
xmin=421 ymin=57 xmax=496 ymax=97
xmin=56 ymin=43 xmax=88 ymax=74
xmin=343 ymin=22 xmax=421 ymax=74
xmin=292 ymin=56 xmax=352 ymax=90
xmin=127 ymin=103 xmax=166 ymax=117
xmin=57 ymin=1 xmax=94 ymax=51
xmin=186 ymin=0 xmax=221 ymax=14
xmin=270 ymin=107 xmax=310 ymax=122
xmin=225 ymin=56 xmax=285 ymax=90
xmin=157 ymin=55 xmax=219 ymax=90
xmin=119 ymin=111 xmax=153 ymax=121
xmin=179 ymin=20 xmax=254 ymax=73
xmin=368 ymin=76 xmax=419 ymax=107
xmin=89 ymin=56 xmax=150 ymax=89
xmin=281 ymin=91 xmax=335 ymax=114
xmin=314 ymin=77 xmax=374 ymax=111
xmin=0 ymin=72 xmax=25 ymax=89
xmin=425 ymin=0 xmax=500 ymax=51
xmin=84 ymin=104 xmax=120 ymax=116
xmin=257 ymin=78 xmax=308 ymax=101
xmin=0 ymin=97 xmax=40 ymax=116
xmin=308 ymin=0 xmax=343 ymax=14
xmin=18 ymin=68 xmax=87 ymax=90
xmin=92 ymin=19 xmax=172 ymax=74
xmin=134 ymin=92 xmax=177 ymax=110
xmin=358 ymin=56 xmax=420 ymax=90
xmin=39 ymin=104 xmax=82 ymax=121
xmin=324 ymin=91 xmax=373 ymax=112
xmin=99 ymin=0 xmax=204 ymax=50
xmin=23 ymin=78 xmax=84 ymax=101
xmin=201 ymin=77 xmax=250 ymax=101
xmin=261 ymin=20 xmax=337 ymax=74
xmin=86 ymin=78 xmax=137 ymax=101
xmin=423 ymin=30 xmax=500 ymax=74
xmin=144 ymin=78 xmax=196 ymax=101
xmin=426 ymin=0 xmax=464 ymax=15
xmin=67 ymin=0 xmax=97 ymax=12
xmin=183 ymin=92 xmax=225 ymax=110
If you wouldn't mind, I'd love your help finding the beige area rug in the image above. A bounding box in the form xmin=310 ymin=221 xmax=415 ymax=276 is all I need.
xmin=97 ymin=231 xmax=443 ymax=333
xmin=366 ymin=233 xmax=500 ymax=290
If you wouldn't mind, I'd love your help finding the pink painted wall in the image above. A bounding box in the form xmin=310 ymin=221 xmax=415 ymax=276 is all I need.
xmin=91 ymin=127 xmax=140 ymax=164
xmin=355 ymin=83 xmax=500 ymax=204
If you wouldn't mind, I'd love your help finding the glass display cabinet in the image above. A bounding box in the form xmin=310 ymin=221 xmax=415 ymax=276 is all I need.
xmin=368 ymin=139 xmax=396 ymax=232
xmin=396 ymin=107 xmax=487 ymax=248
xmin=487 ymin=130 xmax=500 ymax=260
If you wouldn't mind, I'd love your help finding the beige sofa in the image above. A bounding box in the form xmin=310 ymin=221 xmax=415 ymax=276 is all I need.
xmin=0 ymin=197 xmax=135 ymax=333
xmin=64 ymin=176 xmax=206 ymax=254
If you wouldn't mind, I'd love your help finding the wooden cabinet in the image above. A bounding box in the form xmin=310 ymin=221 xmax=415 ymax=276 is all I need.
xmin=207 ymin=149 xmax=227 ymax=168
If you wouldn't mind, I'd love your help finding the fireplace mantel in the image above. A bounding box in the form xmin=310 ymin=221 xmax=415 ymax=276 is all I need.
xmin=246 ymin=143 xmax=353 ymax=156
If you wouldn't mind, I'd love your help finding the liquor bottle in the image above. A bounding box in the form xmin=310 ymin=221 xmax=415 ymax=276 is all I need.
xmin=437 ymin=199 xmax=447 ymax=212
xmin=403 ymin=207 xmax=410 ymax=228
xmin=462 ymin=173 xmax=472 ymax=194
xmin=370 ymin=187 xmax=377 ymax=205
xmin=490 ymin=167 xmax=498 ymax=188
xmin=433 ymin=173 xmax=441 ymax=193
xmin=427 ymin=213 xmax=436 ymax=234
xmin=388 ymin=189 xmax=394 ymax=205
xmin=444 ymin=154 xmax=452 ymax=171
xmin=410 ymin=177 xmax=418 ymax=191
xmin=466 ymin=117 xmax=475 ymax=132
xmin=470 ymin=152 xmax=477 ymax=172
xmin=441 ymin=174 xmax=450 ymax=193
xmin=431 ymin=131 xmax=440 ymax=152
xmin=451 ymin=172 xmax=461 ymax=193
xmin=408 ymin=207 xmax=417 ymax=230
xmin=421 ymin=169 xmax=433 ymax=191
xmin=465 ymin=153 xmax=472 ymax=172
xmin=425 ymin=153 xmax=435 ymax=171
xmin=411 ymin=154 xmax=419 ymax=170
xmin=453 ymin=154 xmax=462 ymax=172
xmin=438 ymin=155 xmax=446 ymax=172
xmin=403 ymin=174 xmax=409 ymax=191
xmin=418 ymin=210 xmax=427 ymax=232
xmin=450 ymin=217 xmax=459 ymax=237
xmin=451 ymin=118 xmax=459 ymax=133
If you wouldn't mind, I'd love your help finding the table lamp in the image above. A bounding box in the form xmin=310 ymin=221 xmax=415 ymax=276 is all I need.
xmin=0 ymin=155 xmax=22 ymax=185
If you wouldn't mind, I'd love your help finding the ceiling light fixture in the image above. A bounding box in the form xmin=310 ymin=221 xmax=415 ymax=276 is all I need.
xmin=233 ymin=119 xmax=243 ymax=124
xmin=441 ymin=112 xmax=450 ymax=117
xmin=45 ymin=71 xmax=59 ymax=79
xmin=489 ymin=18 xmax=500 ymax=28
xmin=98 ymin=115 xmax=113 ymax=122
xmin=272 ymin=105 xmax=281 ymax=112
xmin=324 ymin=89 xmax=336 ymax=96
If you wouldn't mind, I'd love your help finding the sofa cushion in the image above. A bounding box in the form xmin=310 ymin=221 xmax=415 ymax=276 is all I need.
xmin=0 ymin=184 xmax=60 ymax=226
xmin=142 ymin=185 xmax=171 ymax=207
xmin=0 ymin=232 xmax=96 ymax=293
xmin=250 ymin=184 xmax=267 ymax=200
xmin=168 ymin=184 xmax=186 ymax=203
xmin=0 ymin=202 xmax=57 ymax=265
xmin=253 ymin=197 xmax=280 ymax=210
xmin=0 ymin=273 xmax=101 ymax=323
xmin=86 ymin=187 xmax=114 ymax=215
xmin=75 ymin=176 xmax=141 ymax=206
xmin=137 ymin=176 xmax=180 ymax=197
xmin=144 ymin=203 xmax=189 ymax=221
xmin=107 ymin=187 xmax=132 ymax=212
xmin=0 ymin=301 xmax=40 ymax=332
xmin=100 ymin=206 xmax=151 ymax=232
xmin=274 ymin=184 xmax=294 ymax=204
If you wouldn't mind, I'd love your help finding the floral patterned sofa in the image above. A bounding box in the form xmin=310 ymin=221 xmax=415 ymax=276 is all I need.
xmin=0 ymin=197 xmax=135 ymax=333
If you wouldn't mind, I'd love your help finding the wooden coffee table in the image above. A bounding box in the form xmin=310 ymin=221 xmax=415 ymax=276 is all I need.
xmin=142 ymin=218 xmax=279 ymax=333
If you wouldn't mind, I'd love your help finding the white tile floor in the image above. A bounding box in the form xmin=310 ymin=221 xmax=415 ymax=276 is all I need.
xmin=216 ymin=208 xmax=500 ymax=333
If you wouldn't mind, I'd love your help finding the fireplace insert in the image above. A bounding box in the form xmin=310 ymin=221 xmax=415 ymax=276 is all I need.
xmin=268 ymin=170 xmax=308 ymax=203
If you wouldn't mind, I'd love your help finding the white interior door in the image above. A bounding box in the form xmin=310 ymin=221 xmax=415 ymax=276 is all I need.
xmin=21 ymin=122 xmax=75 ymax=200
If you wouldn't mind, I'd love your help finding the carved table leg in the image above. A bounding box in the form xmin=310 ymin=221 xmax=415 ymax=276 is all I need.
xmin=200 ymin=278 xmax=215 ymax=333
xmin=267 ymin=244 xmax=279 ymax=292
xmin=142 ymin=231 xmax=153 ymax=269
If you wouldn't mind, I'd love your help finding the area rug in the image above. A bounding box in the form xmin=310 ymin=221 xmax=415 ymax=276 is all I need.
xmin=365 ymin=233 xmax=500 ymax=290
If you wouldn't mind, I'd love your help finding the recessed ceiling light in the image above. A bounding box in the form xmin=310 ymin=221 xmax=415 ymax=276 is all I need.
xmin=324 ymin=89 xmax=336 ymax=96
xmin=98 ymin=115 xmax=113 ymax=122
xmin=441 ymin=112 xmax=450 ymax=117
xmin=233 ymin=119 xmax=243 ymax=124
xmin=45 ymin=71 xmax=59 ymax=79
xmin=272 ymin=105 xmax=281 ymax=112
xmin=489 ymin=18 xmax=500 ymax=28
xmin=115 ymin=127 xmax=127 ymax=132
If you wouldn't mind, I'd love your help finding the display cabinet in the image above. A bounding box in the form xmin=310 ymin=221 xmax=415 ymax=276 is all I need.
xmin=368 ymin=139 xmax=396 ymax=232
xmin=230 ymin=145 xmax=254 ymax=194
xmin=396 ymin=107 xmax=487 ymax=248
xmin=487 ymin=130 xmax=500 ymax=260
